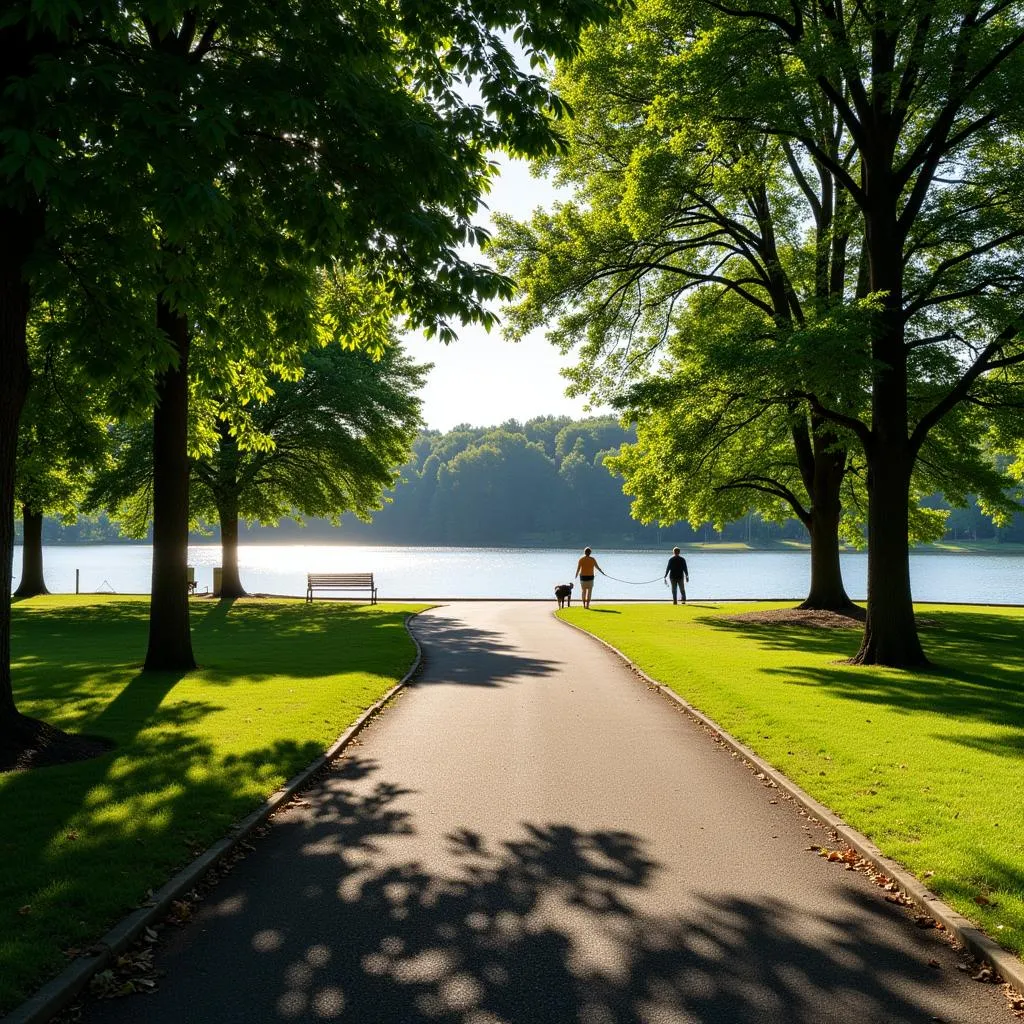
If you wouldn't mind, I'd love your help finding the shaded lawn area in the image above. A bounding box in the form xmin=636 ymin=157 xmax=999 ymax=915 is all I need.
xmin=559 ymin=602 xmax=1024 ymax=959
xmin=0 ymin=595 xmax=426 ymax=1013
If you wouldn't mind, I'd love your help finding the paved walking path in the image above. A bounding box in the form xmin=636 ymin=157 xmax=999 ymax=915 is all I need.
xmin=83 ymin=603 xmax=1009 ymax=1023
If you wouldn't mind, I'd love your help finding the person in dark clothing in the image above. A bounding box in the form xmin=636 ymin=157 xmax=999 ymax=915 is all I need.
xmin=664 ymin=547 xmax=689 ymax=605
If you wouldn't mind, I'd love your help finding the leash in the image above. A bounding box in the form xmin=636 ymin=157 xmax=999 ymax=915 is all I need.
xmin=597 ymin=571 xmax=668 ymax=586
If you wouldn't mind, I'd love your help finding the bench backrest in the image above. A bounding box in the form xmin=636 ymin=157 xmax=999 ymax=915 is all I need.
xmin=307 ymin=573 xmax=374 ymax=586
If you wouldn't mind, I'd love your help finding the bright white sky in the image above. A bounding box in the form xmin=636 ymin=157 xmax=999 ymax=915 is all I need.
xmin=409 ymin=155 xmax=604 ymax=431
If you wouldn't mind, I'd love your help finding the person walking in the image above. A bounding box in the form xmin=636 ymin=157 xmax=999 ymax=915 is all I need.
xmin=664 ymin=547 xmax=689 ymax=605
xmin=575 ymin=547 xmax=604 ymax=609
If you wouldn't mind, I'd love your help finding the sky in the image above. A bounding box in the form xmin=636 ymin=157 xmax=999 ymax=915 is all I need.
xmin=409 ymin=155 xmax=603 ymax=432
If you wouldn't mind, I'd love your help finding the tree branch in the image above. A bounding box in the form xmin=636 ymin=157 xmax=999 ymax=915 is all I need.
xmin=797 ymin=390 xmax=872 ymax=448
xmin=717 ymin=476 xmax=812 ymax=524
xmin=909 ymin=328 xmax=1020 ymax=452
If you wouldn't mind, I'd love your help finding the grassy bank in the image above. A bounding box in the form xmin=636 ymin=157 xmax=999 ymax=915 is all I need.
xmin=559 ymin=602 xmax=1024 ymax=958
xmin=0 ymin=595 xmax=425 ymax=1012
xmin=923 ymin=540 xmax=1024 ymax=555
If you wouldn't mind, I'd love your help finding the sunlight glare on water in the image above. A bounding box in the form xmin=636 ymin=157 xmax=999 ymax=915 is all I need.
xmin=11 ymin=544 xmax=1024 ymax=604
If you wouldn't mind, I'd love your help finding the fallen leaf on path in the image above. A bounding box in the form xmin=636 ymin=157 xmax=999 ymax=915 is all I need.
xmin=167 ymin=900 xmax=192 ymax=925
xmin=1003 ymin=983 xmax=1024 ymax=1015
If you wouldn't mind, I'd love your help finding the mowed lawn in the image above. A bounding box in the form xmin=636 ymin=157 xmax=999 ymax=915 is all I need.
xmin=559 ymin=602 xmax=1024 ymax=958
xmin=1 ymin=595 xmax=426 ymax=1012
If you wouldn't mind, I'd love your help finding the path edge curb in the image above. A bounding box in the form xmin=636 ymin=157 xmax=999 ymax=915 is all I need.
xmin=2 ymin=612 xmax=426 ymax=1024
xmin=555 ymin=611 xmax=1024 ymax=996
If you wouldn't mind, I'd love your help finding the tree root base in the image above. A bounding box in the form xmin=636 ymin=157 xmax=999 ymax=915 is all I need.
xmin=796 ymin=599 xmax=865 ymax=621
xmin=725 ymin=605 xmax=866 ymax=629
xmin=0 ymin=713 xmax=113 ymax=773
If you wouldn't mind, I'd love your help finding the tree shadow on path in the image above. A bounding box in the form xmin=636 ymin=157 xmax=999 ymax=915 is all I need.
xmin=82 ymin=757 xmax=1006 ymax=1024
xmin=410 ymin=612 xmax=560 ymax=688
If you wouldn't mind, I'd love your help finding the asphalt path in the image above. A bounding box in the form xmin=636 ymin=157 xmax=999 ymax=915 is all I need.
xmin=82 ymin=602 xmax=1009 ymax=1023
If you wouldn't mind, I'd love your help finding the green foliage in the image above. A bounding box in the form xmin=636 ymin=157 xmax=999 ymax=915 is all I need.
xmin=89 ymin=338 xmax=427 ymax=535
xmin=561 ymin=602 xmax=1024 ymax=957
xmin=16 ymin=310 xmax=110 ymax=520
xmin=1 ymin=0 xmax=624 ymax=706
xmin=60 ymin=0 xmax=621 ymax=349
xmin=490 ymin=0 xmax=875 ymax=558
xmin=337 ymin=415 xmax=673 ymax=547
xmin=435 ymin=431 xmax=561 ymax=543
xmin=492 ymin=0 xmax=1024 ymax=602
xmin=203 ymin=343 xmax=427 ymax=528
xmin=0 ymin=595 xmax=424 ymax=1012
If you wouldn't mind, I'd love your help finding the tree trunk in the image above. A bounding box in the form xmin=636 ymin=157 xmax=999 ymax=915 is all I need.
xmin=852 ymin=194 xmax=927 ymax=667
xmin=0 ymin=204 xmax=42 ymax=756
xmin=217 ymin=497 xmax=246 ymax=598
xmin=851 ymin=451 xmax=926 ymax=665
xmin=789 ymin=421 xmax=854 ymax=611
xmin=801 ymin=515 xmax=852 ymax=610
xmin=213 ymin=419 xmax=246 ymax=598
xmin=13 ymin=506 xmax=49 ymax=597
xmin=799 ymin=443 xmax=854 ymax=611
xmin=144 ymin=297 xmax=196 ymax=672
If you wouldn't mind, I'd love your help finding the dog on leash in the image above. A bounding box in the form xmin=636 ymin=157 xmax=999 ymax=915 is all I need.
xmin=554 ymin=583 xmax=574 ymax=608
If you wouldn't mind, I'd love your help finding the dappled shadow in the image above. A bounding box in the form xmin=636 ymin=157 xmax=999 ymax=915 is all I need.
xmin=0 ymin=691 xmax=335 ymax=1009
xmin=702 ymin=608 xmax=1024 ymax=735
xmin=410 ymin=613 xmax=559 ymax=687
xmin=80 ymin=757 xmax=1004 ymax=1024
xmin=11 ymin=598 xmax=417 ymax=697
xmin=1 ymin=598 xmax=420 ymax=1010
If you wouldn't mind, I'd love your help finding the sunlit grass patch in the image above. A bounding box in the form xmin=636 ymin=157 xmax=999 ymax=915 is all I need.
xmin=1 ymin=595 xmax=425 ymax=1012
xmin=559 ymin=601 xmax=1024 ymax=958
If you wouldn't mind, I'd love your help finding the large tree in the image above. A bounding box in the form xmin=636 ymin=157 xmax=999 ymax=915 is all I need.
xmin=660 ymin=0 xmax=1024 ymax=665
xmin=114 ymin=0 xmax=626 ymax=672
xmin=93 ymin=340 xmax=427 ymax=599
xmin=0 ymin=0 xmax=618 ymax=760
xmin=499 ymin=0 xmax=1024 ymax=662
xmin=605 ymin=300 xmax=869 ymax=610
xmin=493 ymin=5 xmax=868 ymax=609
xmin=15 ymin=315 xmax=110 ymax=597
xmin=0 ymin=6 xmax=117 ymax=759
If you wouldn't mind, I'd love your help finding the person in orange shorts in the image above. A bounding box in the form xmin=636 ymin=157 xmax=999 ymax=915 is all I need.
xmin=575 ymin=547 xmax=605 ymax=609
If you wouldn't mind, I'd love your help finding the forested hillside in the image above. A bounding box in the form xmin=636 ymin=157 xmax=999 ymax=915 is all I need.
xmin=22 ymin=415 xmax=1024 ymax=548
xmin=334 ymin=416 xmax=676 ymax=546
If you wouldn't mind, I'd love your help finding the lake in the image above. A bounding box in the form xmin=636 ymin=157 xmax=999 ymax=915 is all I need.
xmin=10 ymin=544 xmax=1024 ymax=604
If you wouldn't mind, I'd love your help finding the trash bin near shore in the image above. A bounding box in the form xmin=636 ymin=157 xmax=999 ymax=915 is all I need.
xmin=213 ymin=566 xmax=222 ymax=597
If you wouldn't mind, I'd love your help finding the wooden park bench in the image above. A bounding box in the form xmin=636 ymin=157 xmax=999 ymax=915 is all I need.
xmin=187 ymin=566 xmax=197 ymax=595
xmin=306 ymin=572 xmax=377 ymax=604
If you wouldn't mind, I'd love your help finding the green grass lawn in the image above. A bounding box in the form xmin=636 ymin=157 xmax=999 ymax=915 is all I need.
xmin=559 ymin=602 xmax=1024 ymax=958
xmin=0 ymin=595 xmax=425 ymax=1012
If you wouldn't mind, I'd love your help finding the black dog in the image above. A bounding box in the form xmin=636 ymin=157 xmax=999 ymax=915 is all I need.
xmin=554 ymin=583 xmax=574 ymax=608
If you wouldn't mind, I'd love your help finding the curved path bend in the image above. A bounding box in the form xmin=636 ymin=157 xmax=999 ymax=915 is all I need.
xmin=84 ymin=602 xmax=1008 ymax=1024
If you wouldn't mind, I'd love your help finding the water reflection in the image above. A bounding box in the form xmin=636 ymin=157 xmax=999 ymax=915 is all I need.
xmin=11 ymin=544 xmax=1024 ymax=603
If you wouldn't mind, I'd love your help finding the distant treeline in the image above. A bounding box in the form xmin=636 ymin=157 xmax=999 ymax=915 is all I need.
xmin=20 ymin=415 xmax=1024 ymax=547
